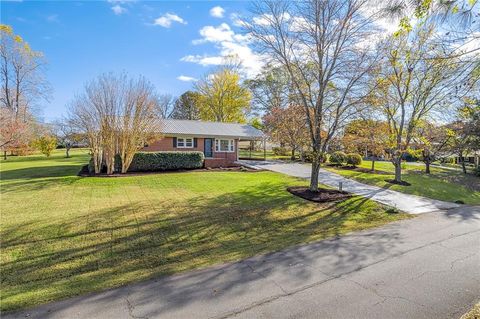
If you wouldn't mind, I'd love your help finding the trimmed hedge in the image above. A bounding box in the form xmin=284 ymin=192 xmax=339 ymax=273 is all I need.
xmin=346 ymin=153 xmax=362 ymax=167
xmin=88 ymin=152 xmax=205 ymax=174
xmin=330 ymin=151 xmax=347 ymax=165
xmin=127 ymin=151 xmax=204 ymax=172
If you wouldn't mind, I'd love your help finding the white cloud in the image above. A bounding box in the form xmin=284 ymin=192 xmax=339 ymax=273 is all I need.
xmin=210 ymin=6 xmax=225 ymax=18
xmin=181 ymin=55 xmax=225 ymax=66
xmin=182 ymin=23 xmax=264 ymax=77
xmin=46 ymin=14 xmax=59 ymax=23
xmin=111 ymin=5 xmax=127 ymax=15
xmin=230 ymin=13 xmax=248 ymax=27
xmin=177 ymin=75 xmax=198 ymax=82
xmin=153 ymin=13 xmax=187 ymax=28
xmin=192 ymin=23 xmax=234 ymax=44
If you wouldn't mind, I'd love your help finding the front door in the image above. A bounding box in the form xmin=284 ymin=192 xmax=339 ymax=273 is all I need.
xmin=204 ymin=138 xmax=213 ymax=158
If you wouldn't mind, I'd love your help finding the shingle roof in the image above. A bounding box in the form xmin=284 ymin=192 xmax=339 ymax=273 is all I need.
xmin=159 ymin=119 xmax=264 ymax=139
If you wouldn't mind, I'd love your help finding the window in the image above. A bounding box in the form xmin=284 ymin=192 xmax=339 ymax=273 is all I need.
xmin=177 ymin=137 xmax=193 ymax=148
xmin=215 ymin=139 xmax=234 ymax=152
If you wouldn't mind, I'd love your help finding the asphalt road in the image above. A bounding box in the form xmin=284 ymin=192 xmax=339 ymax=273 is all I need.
xmin=5 ymin=205 xmax=479 ymax=319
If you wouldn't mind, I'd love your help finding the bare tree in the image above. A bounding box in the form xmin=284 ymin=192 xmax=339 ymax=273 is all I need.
xmin=53 ymin=118 xmax=84 ymax=158
xmin=246 ymin=0 xmax=378 ymax=191
xmin=371 ymin=23 xmax=478 ymax=183
xmin=69 ymin=73 xmax=160 ymax=174
xmin=157 ymin=94 xmax=176 ymax=119
xmin=69 ymin=92 xmax=103 ymax=173
xmin=118 ymin=77 xmax=159 ymax=173
xmin=246 ymin=63 xmax=292 ymax=113
xmin=0 ymin=24 xmax=51 ymax=121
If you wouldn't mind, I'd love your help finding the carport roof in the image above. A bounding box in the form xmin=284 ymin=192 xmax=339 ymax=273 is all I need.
xmin=159 ymin=119 xmax=264 ymax=139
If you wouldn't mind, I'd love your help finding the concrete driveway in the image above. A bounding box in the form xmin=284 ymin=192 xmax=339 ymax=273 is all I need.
xmin=5 ymin=206 xmax=479 ymax=319
xmin=239 ymin=161 xmax=461 ymax=214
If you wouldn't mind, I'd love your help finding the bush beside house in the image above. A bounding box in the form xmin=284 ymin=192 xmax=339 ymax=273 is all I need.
xmin=128 ymin=152 xmax=204 ymax=171
xmin=89 ymin=151 xmax=205 ymax=173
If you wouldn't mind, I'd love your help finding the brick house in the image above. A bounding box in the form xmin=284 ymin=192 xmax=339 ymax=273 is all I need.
xmin=142 ymin=119 xmax=264 ymax=168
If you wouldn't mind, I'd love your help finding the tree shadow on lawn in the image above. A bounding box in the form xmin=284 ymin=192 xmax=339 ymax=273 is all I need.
xmin=0 ymin=165 xmax=83 ymax=181
xmin=1 ymin=185 xmax=406 ymax=314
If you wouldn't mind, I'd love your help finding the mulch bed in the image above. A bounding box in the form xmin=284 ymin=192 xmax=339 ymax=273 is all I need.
xmin=384 ymin=179 xmax=411 ymax=186
xmin=78 ymin=165 xmax=260 ymax=177
xmin=287 ymin=186 xmax=352 ymax=203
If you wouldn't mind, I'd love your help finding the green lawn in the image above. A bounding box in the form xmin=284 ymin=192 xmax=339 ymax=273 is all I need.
xmin=323 ymin=160 xmax=480 ymax=205
xmin=0 ymin=149 xmax=410 ymax=311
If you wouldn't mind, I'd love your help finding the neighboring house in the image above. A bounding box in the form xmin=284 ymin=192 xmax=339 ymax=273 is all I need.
xmin=142 ymin=119 xmax=264 ymax=168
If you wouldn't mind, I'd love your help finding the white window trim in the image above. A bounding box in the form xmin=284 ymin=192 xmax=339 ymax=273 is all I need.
xmin=177 ymin=137 xmax=194 ymax=148
xmin=215 ymin=139 xmax=235 ymax=153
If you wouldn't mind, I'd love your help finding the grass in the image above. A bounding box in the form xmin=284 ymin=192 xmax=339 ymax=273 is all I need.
xmin=0 ymin=149 xmax=410 ymax=311
xmin=461 ymin=302 xmax=480 ymax=319
xmin=323 ymin=160 xmax=480 ymax=205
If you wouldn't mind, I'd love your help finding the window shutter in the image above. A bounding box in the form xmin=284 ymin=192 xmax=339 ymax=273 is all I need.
xmin=194 ymin=138 xmax=198 ymax=148
xmin=173 ymin=137 xmax=177 ymax=148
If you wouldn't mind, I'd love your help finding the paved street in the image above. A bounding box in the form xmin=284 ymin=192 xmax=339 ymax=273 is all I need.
xmin=5 ymin=205 xmax=479 ymax=319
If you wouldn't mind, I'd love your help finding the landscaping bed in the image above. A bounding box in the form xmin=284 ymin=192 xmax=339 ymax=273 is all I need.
xmin=287 ymin=186 xmax=352 ymax=203
xmin=78 ymin=164 xmax=258 ymax=177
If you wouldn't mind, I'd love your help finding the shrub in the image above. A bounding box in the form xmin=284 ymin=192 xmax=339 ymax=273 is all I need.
xmin=346 ymin=153 xmax=362 ymax=167
xmin=330 ymin=151 xmax=347 ymax=165
xmin=272 ymin=147 xmax=289 ymax=156
xmin=34 ymin=135 xmax=57 ymax=157
xmin=403 ymin=152 xmax=419 ymax=162
xmin=302 ymin=151 xmax=327 ymax=163
xmin=127 ymin=151 xmax=204 ymax=172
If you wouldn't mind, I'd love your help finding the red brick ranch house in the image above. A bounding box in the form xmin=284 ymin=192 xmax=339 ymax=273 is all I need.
xmin=142 ymin=119 xmax=264 ymax=168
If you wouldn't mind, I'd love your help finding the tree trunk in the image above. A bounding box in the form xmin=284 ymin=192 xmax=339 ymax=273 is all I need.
xmin=3 ymin=151 xmax=6 ymax=160
xmin=393 ymin=157 xmax=402 ymax=183
xmin=309 ymin=159 xmax=320 ymax=192
xmin=459 ymin=152 xmax=467 ymax=174
xmin=291 ymin=148 xmax=295 ymax=161
xmin=425 ymin=157 xmax=430 ymax=174
xmin=371 ymin=157 xmax=375 ymax=171
xmin=66 ymin=146 xmax=70 ymax=158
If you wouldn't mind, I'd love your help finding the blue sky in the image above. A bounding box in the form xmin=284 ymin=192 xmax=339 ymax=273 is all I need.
xmin=1 ymin=0 xmax=259 ymax=122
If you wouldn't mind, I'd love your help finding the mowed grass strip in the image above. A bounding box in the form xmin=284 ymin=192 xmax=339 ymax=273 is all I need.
xmin=323 ymin=160 xmax=480 ymax=205
xmin=1 ymin=149 xmax=410 ymax=311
